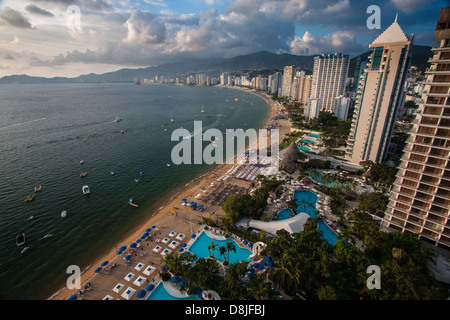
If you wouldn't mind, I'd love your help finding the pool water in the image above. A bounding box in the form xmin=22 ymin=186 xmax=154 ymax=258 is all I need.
xmin=291 ymin=191 xmax=339 ymax=245
xmin=298 ymin=145 xmax=311 ymax=152
xmin=309 ymin=171 xmax=349 ymax=189
xmin=294 ymin=191 xmax=318 ymax=217
xmin=301 ymin=139 xmax=317 ymax=145
xmin=188 ymin=232 xmax=252 ymax=264
xmin=277 ymin=208 xmax=294 ymax=220
xmin=308 ymin=133 xmax=320 ymax=138
xmin=146 ymin=282 xmax=198 ymax=300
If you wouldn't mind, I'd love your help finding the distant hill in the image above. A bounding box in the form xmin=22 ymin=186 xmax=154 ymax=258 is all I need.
xmin=0 ymin=46 xmax=432 ymax=84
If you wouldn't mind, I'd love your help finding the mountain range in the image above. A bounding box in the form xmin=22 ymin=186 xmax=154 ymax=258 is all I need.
xmin=0 ymin=45 xmax=433 ymax=84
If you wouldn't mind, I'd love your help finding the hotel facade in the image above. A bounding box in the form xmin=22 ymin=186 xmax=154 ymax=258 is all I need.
xmin=382 ymin=8 xmax=450 ymax=252
xmin=345 ymin=19 xmax=413 ymax=165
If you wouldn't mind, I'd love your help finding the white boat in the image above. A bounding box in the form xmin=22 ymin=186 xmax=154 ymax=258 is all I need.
xmin=82 ymin=185 xmax=90 ymax=195
xmin=16 ymin=233 xmax=25 ymax=246
xmin=61 ymin=210 xmax=67 ymax=218
xmin=201 ymin=104 xmax=205 ymax=113
xmin=166 ymin=163 xmax=171 ymax=167
xmin=114 ymin=117 xmax=122 ymax=122
xmin=21 ymin=247 xmax=30 ymax=254
xmin=43 ymin=234 xmax=53 ymax=239
xmin=170 ymin=112 xmax=174 ymax=123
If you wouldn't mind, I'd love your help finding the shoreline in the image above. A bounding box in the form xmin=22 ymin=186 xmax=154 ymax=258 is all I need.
xmin=50 ymin=86 xmax=289 ymax=300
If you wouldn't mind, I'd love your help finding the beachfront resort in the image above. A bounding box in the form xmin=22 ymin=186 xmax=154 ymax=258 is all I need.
xmin=58 ymin=92 xmax=448 ymax=301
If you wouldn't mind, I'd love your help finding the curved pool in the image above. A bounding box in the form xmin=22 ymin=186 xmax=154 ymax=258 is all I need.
xmin=188 ymin=231 xmax=252 ymax=264
xmin=146 ymin=282 xmax=198 ymax=300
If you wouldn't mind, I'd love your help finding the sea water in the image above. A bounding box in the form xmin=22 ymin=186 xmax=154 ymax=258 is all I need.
xmin=0 ymin=83 xmax=271 ymax=299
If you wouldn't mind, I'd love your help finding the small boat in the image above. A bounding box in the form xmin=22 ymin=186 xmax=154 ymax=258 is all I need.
xmin=170 ymin=112 xmax=174 ymax=123
xmin=128 ymin=197 xmax=139 ymax=207
xmin=21 ymin=247 xmax=30 ymax=254
xmin=166 ymin=163 xmax=171 ymax=168
xmin=120 ymin=130 xmax=124 ymax=134
xmin=16 ymin=233 xmax=25 ymax=246
xmin=111 ymin=171 xmax=115 ymax=175
xmin=25 ymin=194 xmax=35 ymax=202
xmin=201 ymin=104 xmax=205 ymax=113
xmin=139 ymin=171 xmax=144 ymax=176
xmin=42 ymin=234 xmax=53 ymax=239
xmin=28 ymin=216 xmax=33 ymax=221
xmin=61 ymin=210 xmax=67 ymax=218
xmin=34 ymin=186 xmax=42 ymax=192
xmin=82 ymin=136 xmax=89 ymax=141
xmin=134 ymin=178 xmax=139 ymax=183
xmin=80 ymin=172 xmax=87 ymax=178
xmin=82 ymin=185 xmax=90 ymax=195
xmin=114 ymin=117 xmax=122 ymax=122
xmin=80 ymin=160 xmax=84 ymax=165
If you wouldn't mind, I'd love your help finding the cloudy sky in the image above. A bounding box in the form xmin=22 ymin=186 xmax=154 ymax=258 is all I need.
xmin=0 ymin=0 xmax=446 ymax=77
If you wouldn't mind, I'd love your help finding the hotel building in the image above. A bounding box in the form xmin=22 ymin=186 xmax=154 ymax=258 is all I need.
xmin=382 ymin=8 xmax=450 ymax=252
xmin=345 ymin=18 xmax=413 ymax=165
xmin=310 ymin=53 xmax=349 ymax=112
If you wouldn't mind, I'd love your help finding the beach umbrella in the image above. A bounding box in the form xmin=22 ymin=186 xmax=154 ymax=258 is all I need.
xmin=242 ymin=240 xmax=248 ymax=245
xmin=143 ymin=232 xmax=149 ymax=238
xmin=120 ymin=246 xmax=127 ymax=251
xmin=178 ymin=248 xmax=184 ymax=253
xmin=171 ymin=276 xmax=180 ymax=283
xmin=248 ymin=243 xmax=253 ymax=248
xmin=136 ymin=239 xmax=141 ymax=243
xmin=151 ymin=225 xmax=156 ymax=229
xmin=130 ymin=243 xmax=137 ymax=248
xmin=179 ymin=279 xmax=186 ymax=287
xmin=101 ymin=261 xmax=109 ymax=267
xmin=191 ymin=234 xmax=196 ymax=238
xmin=137 ymin=290 xmax=147 ymax=299
xmin=117 ymin=250 xmax=123 ymax=255
xmin=161 ymin=264 xmax=169 ymax=271
xmin=146 ymin=284 xmax=155 ymax=291
xmin=146 ymin=228 xmax=152 ymax=233
xmin=124 ymin=254 xmax=131 ymax=260
xmin=94 ymin=267 xmax=102 ymax=273
xmin=181 ymin=243 xmax=187 ymax=247
xmin=68 ymin=295 xmax=77 ymax=300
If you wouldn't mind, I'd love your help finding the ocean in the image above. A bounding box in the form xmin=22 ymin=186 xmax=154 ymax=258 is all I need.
xmin=0 ymin=83 xmax=271 ymax=299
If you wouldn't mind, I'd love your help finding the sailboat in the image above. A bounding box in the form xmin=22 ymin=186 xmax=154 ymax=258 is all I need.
xmin=201 ymin=104 xmax=205 ymax=113
xmin=170 ymin=112 xmax=174 ymax=123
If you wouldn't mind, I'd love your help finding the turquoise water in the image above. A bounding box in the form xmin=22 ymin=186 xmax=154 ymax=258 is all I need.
xmin=298 ymin=145 xmax=310 ymax=152
xmin=309 ymin=171 xmax=349 ymax=189
xmin=294 ymin=191 xmax=318 ymax=217
xmin=188 ymin=232 xmax=252 ymax=264
xmin=301 ymin=139 xmax=317 ymax=145
xmin=277 ymin=208 xmax=294 ymax=220
xmin=146 ymin=282 xmax=198 ymax=300
xmin=308 ymin=133 xmax=320 ymax=138
xmin=0 ymin=83 xmax=270 ymax=299
xmin=293 ymin=191 xmax=338 ymax=245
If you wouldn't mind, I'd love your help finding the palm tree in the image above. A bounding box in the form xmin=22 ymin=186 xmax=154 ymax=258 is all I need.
xmin=219 ymin=245 xmax=227 ymax=262
xmin=271 ymin=252 xmax=301 ymax=295
xmin=226 ymin=242 xmax=236 ymax=263
xmin=207 ymin=242 xmax=218 ymax=258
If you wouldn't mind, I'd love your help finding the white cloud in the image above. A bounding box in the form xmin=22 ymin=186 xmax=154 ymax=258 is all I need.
xmin=123 ymin=8 xmax=166 ymax=45
xmin=290 ymin=30 xmax=362 ymax=55
xmin=391 ymin=0 xmax=438 ymax=14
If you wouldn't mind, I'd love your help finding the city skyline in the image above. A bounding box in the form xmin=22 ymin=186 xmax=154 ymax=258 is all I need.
xmin=0 ymin=0 xmax=447 ymax=78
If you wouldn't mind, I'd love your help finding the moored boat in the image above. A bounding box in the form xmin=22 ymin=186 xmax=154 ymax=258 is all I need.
xmin=25 ymin=194 xmax=35 ymax=202
xmin=82 ymin=185 xmax=90 ymax=195
xmin=34 ymin=186 xmax=42 ymax=192
xmin=16 ymin=233 xmax=25 ymax=246
xmin=80 ymin=172 xmax=87 ymax=178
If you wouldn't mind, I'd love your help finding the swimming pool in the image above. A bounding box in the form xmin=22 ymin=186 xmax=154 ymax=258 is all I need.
xmin=309 ymin=171 xmax=349 ymax=189
xmin=301 ymin=139 xmax=317 ymax=145
xmin=188 ymin=231 xmax=252 ymax=264
xmin=146 ymin=282 xmax=198 ymax=300
xmin=277 ymin=208 xmax=295 ymax=220
xmin=293 ymin=191 xmax=338 ymax=245
xmin=298 ymin=145 xmax=311 ymax=152
xmin=294 ymin=191 xmax=318 ymax=217
xmin=308 ymin=133 xmax=320 ymax=138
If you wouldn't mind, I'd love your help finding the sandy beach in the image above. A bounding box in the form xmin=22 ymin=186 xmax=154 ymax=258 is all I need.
xmin=50 ymin=87 xmax=291 ymax=300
